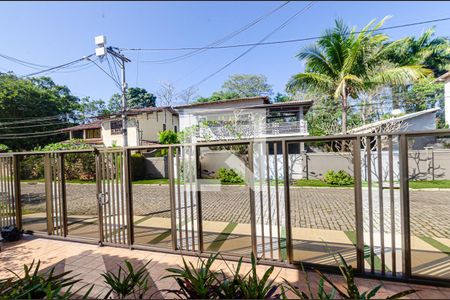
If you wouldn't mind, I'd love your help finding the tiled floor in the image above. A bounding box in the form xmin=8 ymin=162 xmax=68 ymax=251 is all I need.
xmin=1 ymin=236 xmax=449 ymax=299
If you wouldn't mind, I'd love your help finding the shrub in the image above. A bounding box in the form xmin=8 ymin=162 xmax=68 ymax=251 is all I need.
xmin=130 ymin=153 xmax=147 ymax=180
xmin=102 ymin=260 xmax=152 ymax=299
xmin=323 ymin=170 xmax=354 ymax=186
xmin=0 ymin=144 xmax=9 ymax=153
xmin=217 ymin=168 xmax=244 ymax=184
xmin=0 ymin=260 xmax=92 ymax=299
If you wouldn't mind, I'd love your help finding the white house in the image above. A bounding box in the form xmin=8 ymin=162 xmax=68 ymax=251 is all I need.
xmin=436 ymin=71 xmax=450 ymax=127
xmin=174 ymin=96 xmax=312 ymax=142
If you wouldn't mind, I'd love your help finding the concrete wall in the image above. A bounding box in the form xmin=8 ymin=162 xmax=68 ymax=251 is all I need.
xmin=143 ymin=156 xmax=169 ymax=179
xmin=102 ymin=118 xmax=139 ymax=147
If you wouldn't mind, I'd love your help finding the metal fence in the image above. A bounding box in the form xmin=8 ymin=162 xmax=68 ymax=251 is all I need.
xmin=1 ymin=129 xmax=449 ymax=285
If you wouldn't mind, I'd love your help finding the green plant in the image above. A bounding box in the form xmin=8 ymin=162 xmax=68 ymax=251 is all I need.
xmin=217 ymin=168 xmax=244 ymax=184
xmin=0 ymin=260 xmax=92 ymax=299
xmin=130 ymin=153 xmax=147 ymax=180
xmin=164 ymin=254 xmax=220 ymax=299
xmin=236 ymin=253 xmax=281 ymax=299
xmin=102 ymin=260 xmax=152 ymax=299
xmin=281 ymin=254 xmax=417 ymax=299
xmin=0 ymin=144 xmax=9 ymax=153
xmin=323 ymin=170 xmax=354 ymax=186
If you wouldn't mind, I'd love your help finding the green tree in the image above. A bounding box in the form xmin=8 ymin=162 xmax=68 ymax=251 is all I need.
xmin=221 ymin=74 xmax=273 ymax=97
xmin=195 ymin=91 xmax=240 ymax=103
xmin=77 ymin=96 xmax=109 ymax=123
xmin=0 ymin=73 xmax=79 ymax=150
xmin=108 ymin=87 xmax=156 ymax=113
xmin=287 ymin=17 xmax=429 ymax=133
xmin=273 ymin=92 xmax=291 ymax=102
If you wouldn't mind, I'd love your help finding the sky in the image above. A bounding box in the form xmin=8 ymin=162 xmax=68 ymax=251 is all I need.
xmin=0 ymin=1 xmax=449 ymax=104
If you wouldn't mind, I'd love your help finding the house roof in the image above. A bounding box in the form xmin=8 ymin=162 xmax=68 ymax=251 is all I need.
xmin=174 ymin=96 xmax=270 ymax=109
xmin=241 ymin=99 xmax=313 ymax=109
xmin=62 ymin=119 xmax=102 ymax=132
xmin=109 ymin=106 xmax=178 ymax=117
xmin=348 ymin=108 xmax=440 ymax=134
xmin=436 ymin=71 xmax=450 ymax=82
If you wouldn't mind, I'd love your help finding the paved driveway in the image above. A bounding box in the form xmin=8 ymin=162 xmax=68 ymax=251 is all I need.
xmin=19 ymin=183 xmax=449 ymax=238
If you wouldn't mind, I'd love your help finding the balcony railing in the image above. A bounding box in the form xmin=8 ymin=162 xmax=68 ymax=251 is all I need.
xmin=196 ymin=120 xmax=308 ymax=141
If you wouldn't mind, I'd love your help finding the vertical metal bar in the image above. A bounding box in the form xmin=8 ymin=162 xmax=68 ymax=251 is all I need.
xmin=182 ymin=147 xmax=189 ymax=250
xmin=117 ymin=152 xmax=124 ymax=244
xmin=8 ymin=158 xmax=15 ymax=227
xmin=388 ymin=135 xmax=396 ymax=276
xmin=366 ymin=137 xmax=375 ymax=273
xmin=52 ymin=155 xmax=60 ymax=235
xmin=59 ymin=154 xmax=68 ymax=237
xmin=189 ymin=146 xmax=196 ymax=251
xmin=248 ymin=142 xmax=258 ymax=258
xmin=168 ymin=146 xmax=177 ymax=250
xmin=106 ymin=152 xmax=113 ymax=243
xmin=274 ymin=143 xmax=282 ymax=260
xmin=282 ymin=141 xmax=293 ymax=263
xmin=353 ymin=137 xmax=365 ymax=273
xmin=56 ymin=154 xmax=64 ymax=236
xmin=176 ymin=147 xmax=183 ymax=250
xmin=0 ymin=158 xmax=5 ymax=227
xmin=195 ymin=145 xmax=203 ymax=253
xmin=44 ymin=154 xmax=53 ymax=235
xmin=110 ymin=152 xmax=117 ymax=244
xmin=101 ymin=152 xmax=108 ymax=242
xmin=377 ymin=136 xmax=385 ymax=275
xmin=95 ymin=151 xmax=104 ymax=244
xmin=266 ymin=142 xmax=274 ymax=259
xmin=13 ymin=155 xmax=22 ymax=230
xmin=399 ymin=134 xmax=411 ymax=278
xmin=124 ymin=149 xmax=133 ymax=246
xmin=258 ymin=143 xmax=266 ymax=258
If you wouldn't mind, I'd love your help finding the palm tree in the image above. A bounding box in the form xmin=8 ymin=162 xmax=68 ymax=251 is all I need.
xmin=286 ymin=17 xmax=430 ymax=134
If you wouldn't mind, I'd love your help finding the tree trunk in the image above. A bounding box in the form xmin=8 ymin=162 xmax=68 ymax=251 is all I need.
xmin=341 ymin=93 xmax=348 ymax=134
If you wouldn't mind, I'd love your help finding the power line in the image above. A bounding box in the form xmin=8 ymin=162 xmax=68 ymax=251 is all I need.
xmin=141 ymin=1 xmax=290 ymax=64
xmin=0 ymin=128 xmax=68 ymax=137
xmin=87 ymin=57 xmax=122 ymax=89
xmin=0 ymin=121 xmax=70 ymax=130
xmin=21 ymin=54 xmax=95 ymax=78
xmin=0 ymin=131 xmax=66 ymax=139
xmin=193 ymin=1 xmax=315 ymax=87
xmin=121 ymin=16 xmax=450 ymax=52
xmin=0 ymin=115 xmax=65 ymax=126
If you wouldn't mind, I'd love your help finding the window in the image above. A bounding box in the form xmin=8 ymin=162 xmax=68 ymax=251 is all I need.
xmin=86 ymin=129 xmax=101 ymax=139
xmin=174 ymin=125 xmax=178 ymax=133
xmin=110 ymin=120 xmax=122 ymax=135
xmin=163 ymin=124 xmax=166 ymax=131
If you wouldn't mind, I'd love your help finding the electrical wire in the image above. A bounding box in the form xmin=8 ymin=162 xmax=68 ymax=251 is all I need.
xmin=88 ymin=57 xmax=122 ymax=89
xmin=193 ymin=1 xmax=315 ymax=87
xmin=0 ymin=131 xmax=66 ymax=139
xmin=121 ymin=16 xmax=450 ymax=52
xmin=21 ymin=54 xmax=95 ymax=78
xmin=0 ymin=121 xmax=70 ymax=130
xmin=0 ymin=128 xmax=69 ymax=137
xmin=0 ymin=115 xmax=65 ymax=126
xmin=141 ymin=1 xmax=290 ymax=64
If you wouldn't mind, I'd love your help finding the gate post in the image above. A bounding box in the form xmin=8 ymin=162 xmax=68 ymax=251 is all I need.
xmin=44 ymin=154 xmax=53 ymax=235
xmin=95 ymin=150 xmax=104 ymax=245
xmin=124 ymin=148 xmax=133 ymax=247
xmin=168 ymin=146 xmax=178 ymax=251
xmin=195 ymin=145 xmax=204 ymax=253
xmin=13 ymin=155 xmax=22 ymax=231
xmin=282 ymin=141 xmax=293 ymax=263
xmin=248 ymin=142 xmax=258 ymax=258
xmin=353 ymin=137 xmax=365 ymax=273
xmin=399 ymin=134 xmax=411 ymax=278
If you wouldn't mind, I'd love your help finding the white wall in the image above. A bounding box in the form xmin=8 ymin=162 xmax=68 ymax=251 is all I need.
xmin=102 ymin=118 xmax=139 ymax=147
xmin=445 ymin=80 xmax=450 ymax=126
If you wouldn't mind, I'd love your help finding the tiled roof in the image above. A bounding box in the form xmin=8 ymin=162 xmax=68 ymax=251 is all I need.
xmin=62 ymin=119 xmax=102 ymax=132
xmin=174 ymin=96 xmax=270 ymax=109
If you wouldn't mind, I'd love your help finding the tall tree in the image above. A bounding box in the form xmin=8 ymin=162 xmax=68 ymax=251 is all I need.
xmin=222 ymin=74 xmax=273 ymax=97
xmin=286 ymin=17 xmax=429 ymax=133
xmin=108 ymin=87 xmax=156 ymax=112
xmin=0 ymin=73 xmax=79 ymax=150
xmin=155 ymin=81 xmax=177 ymax=106
xmin=76 ymin=97 xmax=109 ymax=123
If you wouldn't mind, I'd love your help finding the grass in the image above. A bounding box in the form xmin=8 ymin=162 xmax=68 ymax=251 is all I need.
xmin=132 ymin=178 xmax=169 ymax=185
xmin=409 ymin=180 xmax=450 ymax=189
xmin=293 ymin=179 xmax=353 ymax=188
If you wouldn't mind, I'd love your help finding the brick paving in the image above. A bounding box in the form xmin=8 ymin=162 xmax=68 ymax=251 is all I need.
xmin=20 ymin=183 xmax=449 ymax=237
xmin=1 ymin=236 xmax=449 ymax=299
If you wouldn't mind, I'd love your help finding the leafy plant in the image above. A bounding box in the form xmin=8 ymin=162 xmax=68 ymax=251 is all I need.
xmin=323 ymin=170 xmax=354 ymax=186
xmin=0 ymin=260 xmax=92 ymax=299
xmin=281 ymin=254 xmax=417 ymax=300
xmin=217 ymin=167 xmax=244 ymax=184
xmin=102 ymin=260 xmax=152 ymax=299
xmin=0 ymin=144 xmax=9 ymax=153
xmin=236 ymin=253 xmax=281 ymax=299
xmin=164 ymin=254 xmax=220 ymax=299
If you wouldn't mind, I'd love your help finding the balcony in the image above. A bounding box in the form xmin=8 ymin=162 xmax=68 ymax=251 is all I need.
xmin=195 ymin=120 xmax=308 ymax=141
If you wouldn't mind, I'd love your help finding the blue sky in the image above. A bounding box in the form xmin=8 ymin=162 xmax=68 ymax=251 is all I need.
xmin=0 ymin=1 xmax=449 ymax=103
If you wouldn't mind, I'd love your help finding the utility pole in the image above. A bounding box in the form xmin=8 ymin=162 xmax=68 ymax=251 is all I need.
xmin=107 ymin=47 xmax=131 ymax=147
xmin=95 ymin=35 xmax=131 ymax=147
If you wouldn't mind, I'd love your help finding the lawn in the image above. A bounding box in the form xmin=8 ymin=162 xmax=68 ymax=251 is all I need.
xmin=409 ymin=180 xmax=450 ymax=189
xmin=293 ymin=179 xmax=353 ymax=188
